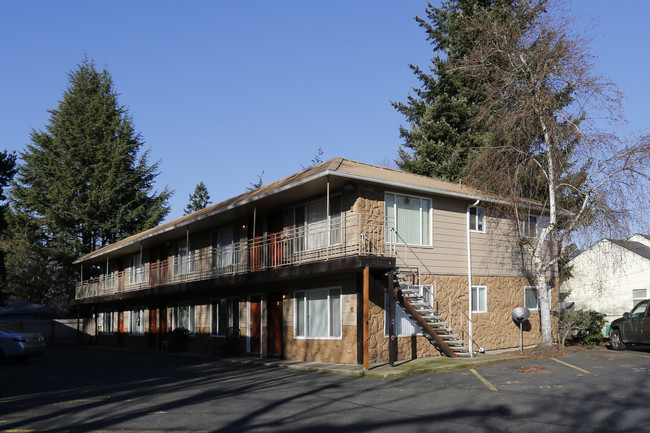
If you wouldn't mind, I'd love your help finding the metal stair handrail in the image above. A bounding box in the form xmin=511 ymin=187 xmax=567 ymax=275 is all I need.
xmin=387 ymin=226 xmax=482 ymax=355
xmin=393 ymin=286 xmax=458 ymax=357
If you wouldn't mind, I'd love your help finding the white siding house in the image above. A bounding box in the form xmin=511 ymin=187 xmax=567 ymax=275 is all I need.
xmin=561 ymin=235 xmax=650 ymax=326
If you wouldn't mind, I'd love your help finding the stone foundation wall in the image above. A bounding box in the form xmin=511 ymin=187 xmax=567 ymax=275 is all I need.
xmin=283 ymin=326 xmax=358 ymax=364
xmin=430 ymin=274 xmax=559 ymax=350
xmin=368 ymin=274 xmax=559 ymax=363
xmin=367 ymin=283 xmax=440 ymax=363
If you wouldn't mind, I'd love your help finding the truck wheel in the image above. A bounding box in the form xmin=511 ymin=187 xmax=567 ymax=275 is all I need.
xmin=610 ymin=328 xmax=625 ymax=350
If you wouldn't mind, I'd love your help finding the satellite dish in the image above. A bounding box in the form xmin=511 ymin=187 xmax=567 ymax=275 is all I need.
xmin=512 ymin=307 xmax=530 ymax=322
xmin=512 ymin=307 xmax=531 ymax=352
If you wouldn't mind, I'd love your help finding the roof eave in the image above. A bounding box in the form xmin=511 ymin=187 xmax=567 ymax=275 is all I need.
xmin=75 ymin=164 xmax=564 ymax=264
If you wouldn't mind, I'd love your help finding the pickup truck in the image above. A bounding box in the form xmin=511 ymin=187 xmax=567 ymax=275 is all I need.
xmin=609 ymin=299 xmax=650 ymax=350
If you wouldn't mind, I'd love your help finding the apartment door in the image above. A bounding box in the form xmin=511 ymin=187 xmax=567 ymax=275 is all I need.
xmin=149 ymin=309 xmax=158 ymax=349
xmin=117 ymin=311 xmax=125 ymax=347
xmin=268 ymin=292 xmax=283 ymax=356
xmin=269 ymin=212 xmax=284 ymax=268
xmin=150 ymin=309 xmax=158 ymax=334
xmin=160 ymin=307 xmax=168 ymax=334
xmin=249 ymin=295 xmax=262 ymax=353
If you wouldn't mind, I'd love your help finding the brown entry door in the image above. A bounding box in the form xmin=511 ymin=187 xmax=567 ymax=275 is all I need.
xmin=160 ymin=308 xmax=168 ymax=333
xmin=268 ymin=292 xmax=283 ymax=356
xmin=249 ymin=295 xmax=262 ymax=353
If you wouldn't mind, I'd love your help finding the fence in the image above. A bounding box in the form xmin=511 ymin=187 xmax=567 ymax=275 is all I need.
xmin=0 ymin=318 xmax=95 ymax=346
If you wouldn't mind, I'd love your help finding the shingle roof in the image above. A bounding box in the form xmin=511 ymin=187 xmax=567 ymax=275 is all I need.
xmin=608 ymin=239 xmax=650 ymax=261
xmin=74 ymin=157 xmax=528 ymax=264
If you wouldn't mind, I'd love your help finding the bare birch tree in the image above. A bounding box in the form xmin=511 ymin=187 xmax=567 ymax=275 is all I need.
xmin=453 ymin=0 xmax=650 ymax=347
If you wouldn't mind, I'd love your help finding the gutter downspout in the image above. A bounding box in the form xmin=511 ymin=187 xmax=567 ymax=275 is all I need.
xmin=467 ymin=199 xmax=480 ymax=358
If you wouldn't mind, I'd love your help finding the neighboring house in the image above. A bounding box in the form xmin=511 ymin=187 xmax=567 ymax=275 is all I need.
xmin=74 ymin=158 xmax=555 ymax=364
xmin=562 ymin=234 xmax=650 ymax=327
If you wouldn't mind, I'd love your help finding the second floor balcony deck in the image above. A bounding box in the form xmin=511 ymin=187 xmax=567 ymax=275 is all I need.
xmin=76 ymin=213 xmax=397 ymax=300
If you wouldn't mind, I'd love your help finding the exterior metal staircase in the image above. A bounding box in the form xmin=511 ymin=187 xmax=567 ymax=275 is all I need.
xmin=391 ymin=271 xmax=471 ymax=358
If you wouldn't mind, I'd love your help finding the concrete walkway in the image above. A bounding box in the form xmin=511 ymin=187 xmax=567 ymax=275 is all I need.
xmin=218 ymin=352 xmax=527 ymax=378
xmin=83 ymin=345 xmax=528 ymax=378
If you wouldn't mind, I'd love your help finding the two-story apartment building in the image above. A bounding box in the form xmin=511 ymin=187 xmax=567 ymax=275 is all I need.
xmin=74 ymin=158 xmax=556 ymax=365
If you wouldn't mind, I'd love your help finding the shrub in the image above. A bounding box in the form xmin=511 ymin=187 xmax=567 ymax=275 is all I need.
xmin=558 ymin=309 xmax=606 ymax=346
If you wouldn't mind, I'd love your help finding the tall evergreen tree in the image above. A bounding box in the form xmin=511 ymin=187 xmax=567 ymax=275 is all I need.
xmin=0 ymin=151 xmax=17 ymax=306
xmin=393 ymin=0 xmax=518 ymax=181
xmin=184 ymin=181 xmax=212 ymax=215
xmin=9 ymin=57 xmax=171 ymax=306
xmin=420 ymin=0 xmax=650 ymax=347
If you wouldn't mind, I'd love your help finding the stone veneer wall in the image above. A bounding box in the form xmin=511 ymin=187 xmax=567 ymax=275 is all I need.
xmin=353 ymin=191 xmax=383 ymax=216
xmin=283 ymin=326 xmax=358 ymax=364
xmin=366 ymin=276 xmax=440 ymax=363
xmin=368 ymin=274 xmax=559 ymax=363
xmin=424 ymin=274 xmax=559 ymax=351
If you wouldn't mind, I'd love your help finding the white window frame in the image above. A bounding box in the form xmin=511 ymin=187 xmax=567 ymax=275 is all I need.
xmin=385 ymin=192 xmax=433 ymax=246
xmin=632 ymin=288 xmax=647 ymax=308
xmin=210 ymin=298 xmax=240 ymax=337
xmin=523 ymin=215 xmax=549 ymax=238
xmin=524 ymin=286 xmax=540 ymax=310
xmin=294 ymin=194 xmax=342 ymax=252
xmin=172 ymin=304 xmax=196 ymax=333
xmin=294 ymin=287 xmax=342 ymax=339
xmin=523 ymin=215 xmax=537 ymax=237
xmin=130 ymin=308 xmax=145 ymax=335
xmin=469 ymin=206 xmax=486 ymax=233
xmin=175 ymin=240 xmax=195 ymax=276
xmin=129 ymin=254 xmax=145 ymax=285
xmin=212 ymin=226 xmax=240 ymax=269
xmin=102 ymin=311 xmax=115 ymax=334
xmin=471 ymin=285 xmax=488 ymax=313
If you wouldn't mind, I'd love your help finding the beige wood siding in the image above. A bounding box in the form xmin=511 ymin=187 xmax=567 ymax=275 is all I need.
xmin=357 ymin=187 xmax=534 ymax=278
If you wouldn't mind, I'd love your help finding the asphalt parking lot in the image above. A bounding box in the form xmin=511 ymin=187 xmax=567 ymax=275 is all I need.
xmin=1 ymin=346 xmax=649 ymax=432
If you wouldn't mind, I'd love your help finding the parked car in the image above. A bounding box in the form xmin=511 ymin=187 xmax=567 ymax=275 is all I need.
xmin=0 ymin=326 xmax=46 ymax=363
xmin=609 ymin=299 xmax=650 ymax=350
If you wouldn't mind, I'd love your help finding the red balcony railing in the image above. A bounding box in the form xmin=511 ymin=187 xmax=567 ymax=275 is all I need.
xmin=76 ymin=213 xmax=394 ymax=300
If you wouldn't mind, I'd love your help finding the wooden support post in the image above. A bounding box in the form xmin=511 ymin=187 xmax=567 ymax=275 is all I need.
xmin=363 ymin=266 xmax=370 ymax=371
xmin=388 ymin=270 xmax=396 ymax=367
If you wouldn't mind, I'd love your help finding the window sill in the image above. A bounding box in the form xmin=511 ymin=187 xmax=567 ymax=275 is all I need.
xmin=293 ymin=336 xmax=342 ymax=340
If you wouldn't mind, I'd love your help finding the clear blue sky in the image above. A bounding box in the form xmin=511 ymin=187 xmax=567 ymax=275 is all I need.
xmin=2 ymin=1 xmax=648 ymax=223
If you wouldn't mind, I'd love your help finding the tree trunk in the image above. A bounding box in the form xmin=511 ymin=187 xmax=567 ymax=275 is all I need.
xmin=536 ymin=268 xmax=553 ymax=347
xmin=537 ymin=116 xmax=556 ymax=348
